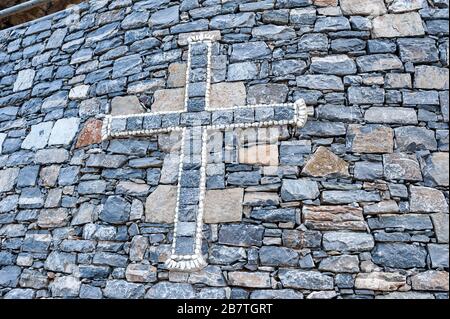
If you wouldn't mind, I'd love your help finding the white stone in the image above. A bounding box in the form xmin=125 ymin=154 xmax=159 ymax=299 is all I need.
xmin=48 ymin=118 xmax=80 ymax=146
xmin=0 ymin=133 xmax=6 ymax=154
xmin=160 ymin=153 xmax=180 ymax=184
xmin=13 ymin=69 xmax=35 ymax=92
xmin=145 ymin=185 xmax=177 ymax=223
xmin=340 ymin=0 xmax=387 ymax=16
xmin=204 ymin=188 xmax=244 ymax=223
xmin=21 ymin=122 xmax=54 ymax=150
xmin=372 ymin=13 xmax=425 ymax=38
xmin=0 ymin=168 xmax=20 ymax=193
xmin=389 ymin=0 xmax=423 ymax=13
xmin=69 ymin=85 xmax=90 ymax=100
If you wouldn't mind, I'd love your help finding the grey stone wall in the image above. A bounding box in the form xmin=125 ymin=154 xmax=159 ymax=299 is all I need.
xmin=0 ymin=0 xmax=449 ymax=299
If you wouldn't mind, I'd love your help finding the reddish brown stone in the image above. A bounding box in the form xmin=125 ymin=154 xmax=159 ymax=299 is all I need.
xmin=75 ymin=119 xmax=103 ymax=148
xmin=303 ymin=205 xmax=367 ymax=231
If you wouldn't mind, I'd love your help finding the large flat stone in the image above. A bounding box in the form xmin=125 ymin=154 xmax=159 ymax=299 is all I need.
xmin=372 ymin=13 xmax=425 ymax=38
xmin=414 ymin=65 xmax=449 ymax=90
xmin=431 ymin=213 xmax=449 ymax=244
xmin=145 ymin=185 xmax=177 ymax=223
xmin=228 ymin=272 xmax=271 ymax=288
xmin=383 ymin=153 xmax=422 ymax=181
xmin=411 ymin=271 xmax=449 ymax=291
xmin=340 ymin=0 xmax=386 ymax=16
xmin=204 ymin=188 xmax=244 ymax=223
xmin=323 ymin=231 xmax=375 ymax=252
xmin=0 ymin=168 xmax=19 ymax=193
xmin=355 ymin=272 xmax=407 ymax=291
xmin=48 ymin=118 xmax=80 ymax=147
xmin=209 ymin=82 xmax=246 ymax=109
xmin=347 ymin=124 xmax=394 ymax=154
xmin=278 ymin=269 xmax=334 ymax=290
xmin=410 ymin=186 xmax=448 ymax=213
xmin=111 ymin=96 xmax=144 ymax=116
xmin=152 ymin=88 xmax=185 ymax=112
xmin=21 ymin=122 xmax=53 ymax=150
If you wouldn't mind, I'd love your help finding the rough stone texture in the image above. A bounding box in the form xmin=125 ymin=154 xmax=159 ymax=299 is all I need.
xmin=302 ymin=146 xmax=349 ymax=178
xmin=372 ymin=13 xmax=425 ymax=38
xmin=355 ymin=272 xmax=407 ymax=291
xmin=0 ymin=0 xmax=447 ymax=300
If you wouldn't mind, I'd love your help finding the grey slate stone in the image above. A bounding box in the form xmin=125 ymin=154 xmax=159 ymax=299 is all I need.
xmin=395 ymin=126 xmax=438 ymax=152
xmin=210 ymin=13 xmax=255 ymax=29
xmin=218 ymin=224 xmax=264 ymax=247
xmin=322 ymin=190 xmax=381 ymax=204
xmin=278 ymin=269 xmax=333 ymax=290
xmin=100 ymin=196 xmax=131 ymax=224
xmin=104 ymin=280 xmax=145 ymax=299
xmin=281 ymin=179 xmax=320 ymax=201
xmin=0 ymin=266 xmax=21 ymax=287
xmin=259 ymin=246 xmax=299 ymax=266
xmin=398 ymin=38 xmax=439 ymax=63
xmin=372 ymin=243 xmax=427 ymax=268
xmin=227 ymin=171 xmax=261 ymax=186
xmin=368 ymin=215 xmax=433 ymax=231
xmin=354 ymin=161 xmax=383 ymax=181
xmin=348 ymin=87 xmax=385 ymax=105
xmin=231 ymin=42 xmax=271 ymax=62
xmin=145 ymin=282 xmax=195 ymax=299
xmin=428 ymin=244 xmax=449 ymax=268
xmin=323 ymin=232 xmax=375 ymax=252
xmin=314 ymin=17 xmax=350 ymax=32
xmin=250 ymin=208 xmax=296 ymax=223
xmin=17 ymin=165 xmax=39 ymax=188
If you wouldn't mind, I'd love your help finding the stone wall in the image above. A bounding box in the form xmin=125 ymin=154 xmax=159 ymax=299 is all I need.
xmin=0 ymin=0 xmax=449 ymax=299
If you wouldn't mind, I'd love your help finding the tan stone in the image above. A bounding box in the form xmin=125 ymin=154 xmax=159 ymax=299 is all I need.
xmin=303 ymin=205 xmax=367 ymax=231
xmin=410 ymin=186 xmax=448 ymax=213
xmin=239 ymin=145 xmax=279 ymax=166
xmin=210 ymin=82 xmax=246 ymax=109
xmin=145 ymin=185 xmax=177 ymax=223
xmin=152 ymin=88 xmax=185 ymax=112
xmin=314 ymin=0 xmax=338 ymax=6
xmin=111 ymin=96 xmax=144 ymax=116
xmin=372 ymin=13 xmax=425 ymax=38
xmin=302 ymin=146 xmax=349 ymax=178
xmin=178 ymin=31 xmax=222 ymax=46
xmin=125 ymin=263 xmax=157 ymax=283
xmin=75 ymin=118 xmax=103 ymax=148
xmin=355 ymin=272 xmax=407 ymax=291
xmin=347 ymin=124 xmax=394 ymax=154
xmin=168 ymin=63 xmax=187 ymax=88
xmin=204 ymin=188 xmax=244 ymax=224
xmin=414 ymin=66 xmax=449 ymax=90
xmin=411 ymin=271 xmax=449 ymax=291
xmin=37 ymin=208 xmax=69 ymax=228
xmin=340 ymin=0 xmax=387 ymax=16
xmin=228 ymin=271 xmax=271 ymax=288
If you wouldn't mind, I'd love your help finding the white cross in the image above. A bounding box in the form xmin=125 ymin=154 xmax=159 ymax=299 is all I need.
xmin=102 ymin=33 xmax=308 ymax=271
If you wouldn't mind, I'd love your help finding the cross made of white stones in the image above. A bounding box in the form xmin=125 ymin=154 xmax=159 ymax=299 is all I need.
xmin=101 ymin=33 xmax=308 ymax=272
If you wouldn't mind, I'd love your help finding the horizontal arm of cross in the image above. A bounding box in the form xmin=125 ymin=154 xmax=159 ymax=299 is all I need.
xmin=101 ymin=99 xmax=307 ymax=140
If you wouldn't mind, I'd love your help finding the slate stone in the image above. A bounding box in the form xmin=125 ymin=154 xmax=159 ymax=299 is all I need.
xmin=100 ymin=196 xmax=131 ymax=224
xmin=368 ymin=215 xmax=433 ymax=231
xmin=372 ymin=243 xmax=427 ymax=268
xmin=319 ymin=255 xmax=360 ymax=273
xmin=298 ymin=33 xmax=329 ymax=52
xmin=354 ymin=161 xmax=383 ymax=180
xmin=145 ymin=282 xmax=195 ymax=299
xmin=218 ymin=224 xmax=264 ymax=247
xmin=278 ymin=269 xmax=334 ymax=290
xmin=428 ymin=244 xmax=449 ymax=268
xmin=210 ymin=12 xmax=255 ymax=29
xmin=281 ymin=179 xmax=320 ymax=201
xmin=252 ymin=25 xmax=296 ymax=40
xmin=311 ymin=55 xmax=356 ymax=75
xmin=331 ymin=38 xmax=366 ymax=53
xmin=348 ymin=87 xmax=385 ymax=105
xmin=209 ymin=245 xmax=246 ymax=265
xmin=297 ymin=75 xmax=344 ymax=91
xmin=323 ymin=232 xmax=375 ymax=252
xmin=104 ymin=280 xmax=145 ymax=299
xmin=227 ymin=171 xmax=261 ymax=186
xmin=231 ymin=42 xmax=271 ymax=62
xmin=17 ymin=165 xmax=39 ymax=188
xmin=251 ymin=208 xmax=296 ymax=223
xmin=398 ymin=38 xmax=439 ymax=63
xmin=314 ymin=17 xmax=350 ymax=32
xmin=365 ymin=107 xmax=417 ymax=125
xmin=423 ymin=152 xmax=449 ymax=187
xmin=259 ymin=246 xmax=299 ymax=266
xmin=410 ymin=186 xmax=448 ymax=213
xmin=0 ymin=266 xmax=21 ymax=287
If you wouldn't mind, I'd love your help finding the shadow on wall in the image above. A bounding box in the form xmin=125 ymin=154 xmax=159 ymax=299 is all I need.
xmin=0 ymin=0 xmax=85 ymax=30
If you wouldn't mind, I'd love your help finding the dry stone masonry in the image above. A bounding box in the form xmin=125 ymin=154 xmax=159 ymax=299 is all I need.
xmin=0 ymin=0 xmax=449 ymax=299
